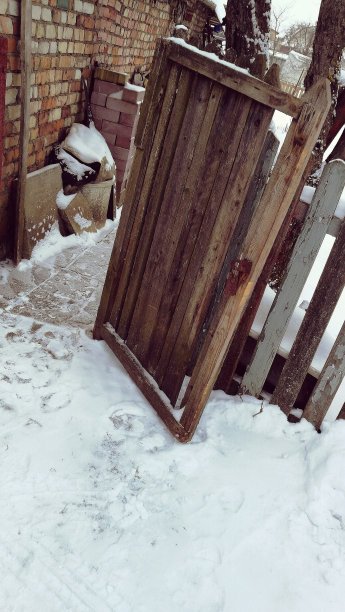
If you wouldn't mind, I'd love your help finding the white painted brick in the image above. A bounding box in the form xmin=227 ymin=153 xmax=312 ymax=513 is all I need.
xmin=63 ymin=26 xmax=73 ymax=40
xmin=61 ymin=12 xmax=67 ymax=23
xmin=41 ymin=7 xmax=52 ymax=21
xmin=50 ymin=41 xmax=57 ymax=54
xmin=74 ymin=0 xmax=83 ymax=11
xmin=6 ymin=73 xmax=12 ymax=87
xmin=38 ymin=41 xmax=50 ymax=54
xmin=0 ymin=1 xmax=8 ymax=16
xmin=5 ymin=88 xmax=18 ymax=105
xmin=83 ymin=2 xmax=94 ymax=14
xmin=8 ymin=0 xmax=18 ymax=16
xmin=32 ymin=4 xmax=41 ymax=20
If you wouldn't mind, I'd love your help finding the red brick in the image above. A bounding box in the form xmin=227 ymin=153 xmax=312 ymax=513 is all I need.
xmin=122 ymin=86 xmax=145 ymax=104
xmin=101 ymin=120 xmax=133 ymax=138
xmin=119 ymin=112 xmax=139 ymax=128
xmin=90 ymin=91 xmax=107 ymax=107
xmin=94 ymin=118 xmax=102 ymax=131
xmin=111 ymin=145 xmax=130 ymax=161
xmin=93 ymin=79 xmax=123 ymax=96
xmin=111 ymin=156 xmax=128 ymax=172
xmin=106 ymin=96 xmax=139 ymax=115
xmin=102 ymin=131 xmax=116 ymax=146
xmin=115 ymin=135 xmax=133 ymax=149
xmin=91 ymin=104 xmax=120 ymax=123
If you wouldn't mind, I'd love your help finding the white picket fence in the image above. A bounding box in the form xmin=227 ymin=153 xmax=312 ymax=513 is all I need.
xmin=240 ymin=159 xmax=345 ymax=429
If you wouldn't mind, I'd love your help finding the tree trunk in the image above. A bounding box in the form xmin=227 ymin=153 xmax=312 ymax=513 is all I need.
xmin=304 ymin=0 xmax=345 ymax=180
xmin=225 ymin=0 xmax=271 ymax=76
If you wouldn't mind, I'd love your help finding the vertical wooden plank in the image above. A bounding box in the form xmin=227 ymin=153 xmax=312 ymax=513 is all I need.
xmin=161 ymin=101 xmax=274 ymax=405
xmin=151 ymin=90 xmax=253 ymax=391
xmin=302 ymin=320 xmax=345 ymax=430
xmin=114 ymin=66 xmax=195 ymax=339
xmin=178 ymin=78 xmax=331 ymax=440
xmin=106 ymin=63 xmax=183 ymax=330
xmin=143 ymin=82 xmax=225 ymax=374
xmin=190 ymin=129 xmax=280 ymax=372
xmin=216 ymin=158 xmax=314 ymax=394
xmin=125 ymin=75 xmax=216 ymax=362
xmin=271 ymin=214 xmax=345 ymax=415
xmin=241 ymin=159 xmax=345 ymax=397
xmin=94 ymin=39 xmax=174 ymax=337
xmin=14 ymin=0 xmax=32 ymax=264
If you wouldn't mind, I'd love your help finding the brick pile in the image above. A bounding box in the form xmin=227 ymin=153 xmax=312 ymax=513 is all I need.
xmin=91 ymin=77 xmax=145 ymax=201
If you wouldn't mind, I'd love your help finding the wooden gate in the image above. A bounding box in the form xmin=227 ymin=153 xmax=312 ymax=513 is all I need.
xmin=94 ymin=38 xmax=330 ymax=442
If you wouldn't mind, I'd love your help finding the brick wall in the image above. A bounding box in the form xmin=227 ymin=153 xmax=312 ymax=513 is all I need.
xmin=0 ymin=0 xmax=214 ymax=259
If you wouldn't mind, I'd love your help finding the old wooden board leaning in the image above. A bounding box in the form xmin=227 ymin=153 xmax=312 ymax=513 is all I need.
xmin=94 ymin=38 xmax=331 ymax=442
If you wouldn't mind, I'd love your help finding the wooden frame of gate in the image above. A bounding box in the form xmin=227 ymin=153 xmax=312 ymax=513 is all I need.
xmin=94 ymin=38 xmax=330 ymax=442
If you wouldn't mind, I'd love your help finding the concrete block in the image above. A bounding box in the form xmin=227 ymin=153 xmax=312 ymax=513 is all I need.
xmin=22 ymin=164 xmax=62 ymax=259
xmin=58 ymin=190 xmax=97 ymax=235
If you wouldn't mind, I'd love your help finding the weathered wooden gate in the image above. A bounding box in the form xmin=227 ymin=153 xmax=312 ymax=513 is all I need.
xmin=94 ymin=38 xmax=330 ymax=442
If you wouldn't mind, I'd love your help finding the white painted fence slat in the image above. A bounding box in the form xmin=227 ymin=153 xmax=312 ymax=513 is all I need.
xmin=241 ymin=159 xmax=345 ymax=397
xmin=302 ymin=320 xmax=345 ymax=429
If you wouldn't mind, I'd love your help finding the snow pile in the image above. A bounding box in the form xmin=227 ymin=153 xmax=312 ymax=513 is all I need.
xmin=1 ymin=309 xmax=345 ymax=610
xmin=61 ymin=122 xmax=114 ymax=169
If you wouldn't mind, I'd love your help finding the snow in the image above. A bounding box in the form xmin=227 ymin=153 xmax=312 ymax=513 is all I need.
xmin=1 ymin=208 xmax=345 ymax=609
xmin=61 ymin=122 xmax=114 ymax=167
xmin=1 ymin=301 xmax=345 ymax=609
xmin=168 ymin=37 xmax=250 ymax=76
xmin=56 ymin=189 xmax=76 ymax=211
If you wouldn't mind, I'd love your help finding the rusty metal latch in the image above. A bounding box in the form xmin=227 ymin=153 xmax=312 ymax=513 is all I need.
xmin=225 ymin=259 xmax=252 ymax=296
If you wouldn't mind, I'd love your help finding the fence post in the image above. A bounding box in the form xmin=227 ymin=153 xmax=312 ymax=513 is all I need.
xmin=241 ymin=159 xmax=345 ymax=398
xmin=303 ymin=320 xmax=345 ymax=429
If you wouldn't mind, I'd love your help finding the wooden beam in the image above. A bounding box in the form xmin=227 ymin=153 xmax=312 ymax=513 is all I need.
xmin=14 ymin=0 xmax=32 ymax=264
xmin=166 ymin=38 xmax=303 ymax=118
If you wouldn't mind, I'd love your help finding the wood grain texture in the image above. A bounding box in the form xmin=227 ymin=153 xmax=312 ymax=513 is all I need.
xmin=107 ymin=63 xmax=183 ymax=331
xmin=124 ymin=72 xmax=213 ymax=357
xmin=166 ymin=38 xmax=302 ymax=118
xmin=191 ymin=129 xmax=279 ymax=373
xmin=160 ymin=100 xmax=274 ymax=405
xmin=179 ymin=78 xmax=331 ymax=439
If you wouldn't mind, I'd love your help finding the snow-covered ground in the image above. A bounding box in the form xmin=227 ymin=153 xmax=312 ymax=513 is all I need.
xmin=1 ymin=216 xmax=345 ymax=611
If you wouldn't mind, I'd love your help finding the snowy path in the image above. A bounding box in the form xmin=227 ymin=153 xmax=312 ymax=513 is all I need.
xmin=1 ymin=222 xmax=345 ymax=611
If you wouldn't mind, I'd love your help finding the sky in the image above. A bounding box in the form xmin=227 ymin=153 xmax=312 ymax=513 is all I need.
xmin=271 ymin=0 xmax=322 ymax=29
